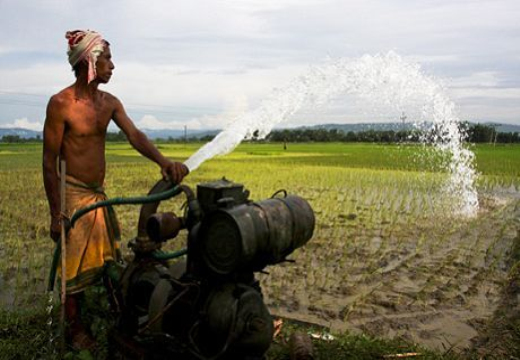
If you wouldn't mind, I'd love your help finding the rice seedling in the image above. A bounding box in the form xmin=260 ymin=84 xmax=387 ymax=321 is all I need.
xmin=1 ymin=142 xmax=519 ymax=355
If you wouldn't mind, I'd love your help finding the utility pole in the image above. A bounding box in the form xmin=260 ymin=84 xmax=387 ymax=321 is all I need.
xmin=400 ymin=111 xmax=407 ymax=127
xmin=184 ymin=125 xmax=187 ymax=145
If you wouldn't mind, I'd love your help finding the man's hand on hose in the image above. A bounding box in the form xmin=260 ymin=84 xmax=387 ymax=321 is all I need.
xmin=50 ymin=216 xmax=61 ymax=243
xmin=161 ymin=161 xmax=189 ymax=184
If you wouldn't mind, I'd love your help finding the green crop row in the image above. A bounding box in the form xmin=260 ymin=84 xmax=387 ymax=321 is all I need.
xmin=0 ymin=142 xmax=519 ymax=358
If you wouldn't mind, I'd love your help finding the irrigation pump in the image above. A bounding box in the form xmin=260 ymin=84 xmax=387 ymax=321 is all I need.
xmin=102 ymin=178 xmax=315 ymax=359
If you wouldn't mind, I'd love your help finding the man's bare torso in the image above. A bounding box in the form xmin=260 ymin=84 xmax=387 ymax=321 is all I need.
xmin=54 ymin=85 xmax=115 ymax=185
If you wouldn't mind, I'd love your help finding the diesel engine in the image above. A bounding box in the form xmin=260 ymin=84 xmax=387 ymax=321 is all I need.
xmin=106 ymin=178 xmax=315 ymax=359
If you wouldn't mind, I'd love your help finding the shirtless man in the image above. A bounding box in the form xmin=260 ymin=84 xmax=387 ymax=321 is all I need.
xmin=42 ymin=30 xmax=188 ymax=349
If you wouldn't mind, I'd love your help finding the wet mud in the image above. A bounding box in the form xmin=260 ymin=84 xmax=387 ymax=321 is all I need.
xmin=261 ymin=190 xmax=520 ymax=352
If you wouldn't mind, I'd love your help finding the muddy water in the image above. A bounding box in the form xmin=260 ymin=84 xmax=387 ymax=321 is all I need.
xmin=262 ymin=190 xmax=520 ymax=351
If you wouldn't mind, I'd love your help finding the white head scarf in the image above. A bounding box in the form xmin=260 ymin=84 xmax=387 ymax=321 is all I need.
xmin=65 ymin=30 xmax=106 ymax=84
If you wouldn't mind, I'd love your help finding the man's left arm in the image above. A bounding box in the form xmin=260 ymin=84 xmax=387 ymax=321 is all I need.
xmin=111 ymin=96 xmax=189 ymax=184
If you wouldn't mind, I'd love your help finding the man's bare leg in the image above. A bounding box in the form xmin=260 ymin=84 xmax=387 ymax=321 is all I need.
xmin=65 ymin=293 xmax=96 ymax=350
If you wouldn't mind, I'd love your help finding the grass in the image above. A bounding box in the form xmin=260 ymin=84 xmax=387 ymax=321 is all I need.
xmin=1 ymin=141 xmax=519 ymax=359
xmin=0 ymin=292 xmax=463 ymax=360
xmin=269 ymin=319 xmax=462 ymax=360
xmin=0 ymin=306 xmax=55 ymax=360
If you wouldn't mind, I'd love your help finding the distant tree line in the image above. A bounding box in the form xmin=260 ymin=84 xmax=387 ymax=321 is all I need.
xmin=0 ymin=134 xmax=42 ymax=143
xmin=266 ymin=123 xmax=520 ymax=144
xmin=1 ymin=123 xmax=518 ymax=143
xmin=463 ymin=123 xmax=519 ymax=143
xmin=266 ymin=128 xmax=421 ymax=143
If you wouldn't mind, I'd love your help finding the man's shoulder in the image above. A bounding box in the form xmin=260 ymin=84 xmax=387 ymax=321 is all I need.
xmin=99 ymin=90 xmax=119 ymax=104
xmin=48 ymin=86 xmax=74 ymax=108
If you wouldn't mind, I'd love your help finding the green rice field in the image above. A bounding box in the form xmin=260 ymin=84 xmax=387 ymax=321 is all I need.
xmin=0 ymin=142 xmax=519 ymax=358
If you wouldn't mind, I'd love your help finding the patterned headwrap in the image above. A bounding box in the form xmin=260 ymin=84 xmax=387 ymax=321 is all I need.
xmin=65 ymin=30 xmax=107 ymax=84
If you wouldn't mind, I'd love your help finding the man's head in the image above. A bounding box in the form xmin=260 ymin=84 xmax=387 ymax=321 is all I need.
xmin=94 ymin=46 xmax=114 ymax=85
xmin=66 ymin=30 xmax=111 ymax=84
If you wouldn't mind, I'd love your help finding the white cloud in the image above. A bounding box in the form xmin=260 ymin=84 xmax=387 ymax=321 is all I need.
xmin=135 ymin=115 xmax=197 ymax=130
xmin=0 ymin=63 xmax=72 ymax=95
xmin=0 ymin=118 xmax=43 ymax=131
xmin=134 ymin=95 xmax=251 ymax=130
xmin=108 ymin=61 xmax=305 ymax=116
xmin=406 ymin=54 xmax=460 ymax=64
xmin=136 ymin=115 xmax=173 ymax=130
xmin=1 ymin=0 xmax=519 ymax=127
xmin=451 ymin=87 xmax=520 ymax=100
xmin=193 ymin=94 xmax=251 ymax=129
xmin=449 ymin=71 xmax=501 ymax=88
xmin=0 ymin=46 xmax=11 ymax=55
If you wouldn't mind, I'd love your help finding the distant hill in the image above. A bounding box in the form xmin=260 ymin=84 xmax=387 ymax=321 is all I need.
xmin=145 ymin=122 xmax=520 ymax=139
xmin=306 ymin=122 xmax=416 ymax=132
xmin=481 ymin=122 xmax=520 ymax=133
xmin=140 ymin=128 xmax=220 ymax=140
xmin=0 ymin=127 xmax=219 ymax=140
xmin=304 ymin=122 xmax=520 ymax=133
xmin=1 ymin=122 xmax=518 ymax=140
xmin=0 ymin=128 xmax=42 ymax=139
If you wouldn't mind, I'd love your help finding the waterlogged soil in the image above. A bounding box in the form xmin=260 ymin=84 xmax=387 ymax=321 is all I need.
xmin=260 ymin=189 xmax=520 ymax=353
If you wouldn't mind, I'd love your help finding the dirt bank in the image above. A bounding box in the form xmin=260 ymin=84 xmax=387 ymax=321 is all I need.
xmin=469 ymin=199 xmax=520 ymax=357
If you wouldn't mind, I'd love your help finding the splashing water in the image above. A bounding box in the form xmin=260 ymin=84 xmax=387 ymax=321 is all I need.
xmin=46 ymin=292 xmax=58 ymax=355
xmin=184 ymin=51 xmax=479 ymax=216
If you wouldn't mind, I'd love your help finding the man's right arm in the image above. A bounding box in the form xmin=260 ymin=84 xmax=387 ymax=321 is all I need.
xmin=42 ymin=95 xmax=65 ymax=242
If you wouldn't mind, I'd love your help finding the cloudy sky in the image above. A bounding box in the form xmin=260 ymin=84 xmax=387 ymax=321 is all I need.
xmin=0 ymin=0 xmax=519 ymax=131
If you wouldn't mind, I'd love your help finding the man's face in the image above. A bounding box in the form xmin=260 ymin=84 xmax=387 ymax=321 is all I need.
xmin=96 ymin=46 xmax=114 ymax=84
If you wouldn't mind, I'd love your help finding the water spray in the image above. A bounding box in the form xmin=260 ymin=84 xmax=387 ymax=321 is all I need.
xmin=184 ymin=51 xmax=479 ymax=216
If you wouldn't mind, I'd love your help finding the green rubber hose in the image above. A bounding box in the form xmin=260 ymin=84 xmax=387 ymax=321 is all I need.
xmin=48 ymin=185 xmax=188 ymax=292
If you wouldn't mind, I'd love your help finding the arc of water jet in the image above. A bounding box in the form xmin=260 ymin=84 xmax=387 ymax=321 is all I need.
xmin=183 ymin=51 xmax=479 ymax=216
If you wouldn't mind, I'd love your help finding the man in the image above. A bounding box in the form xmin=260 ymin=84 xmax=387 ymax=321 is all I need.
xmin=42 ymin=30 xmax=189 ymax=349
